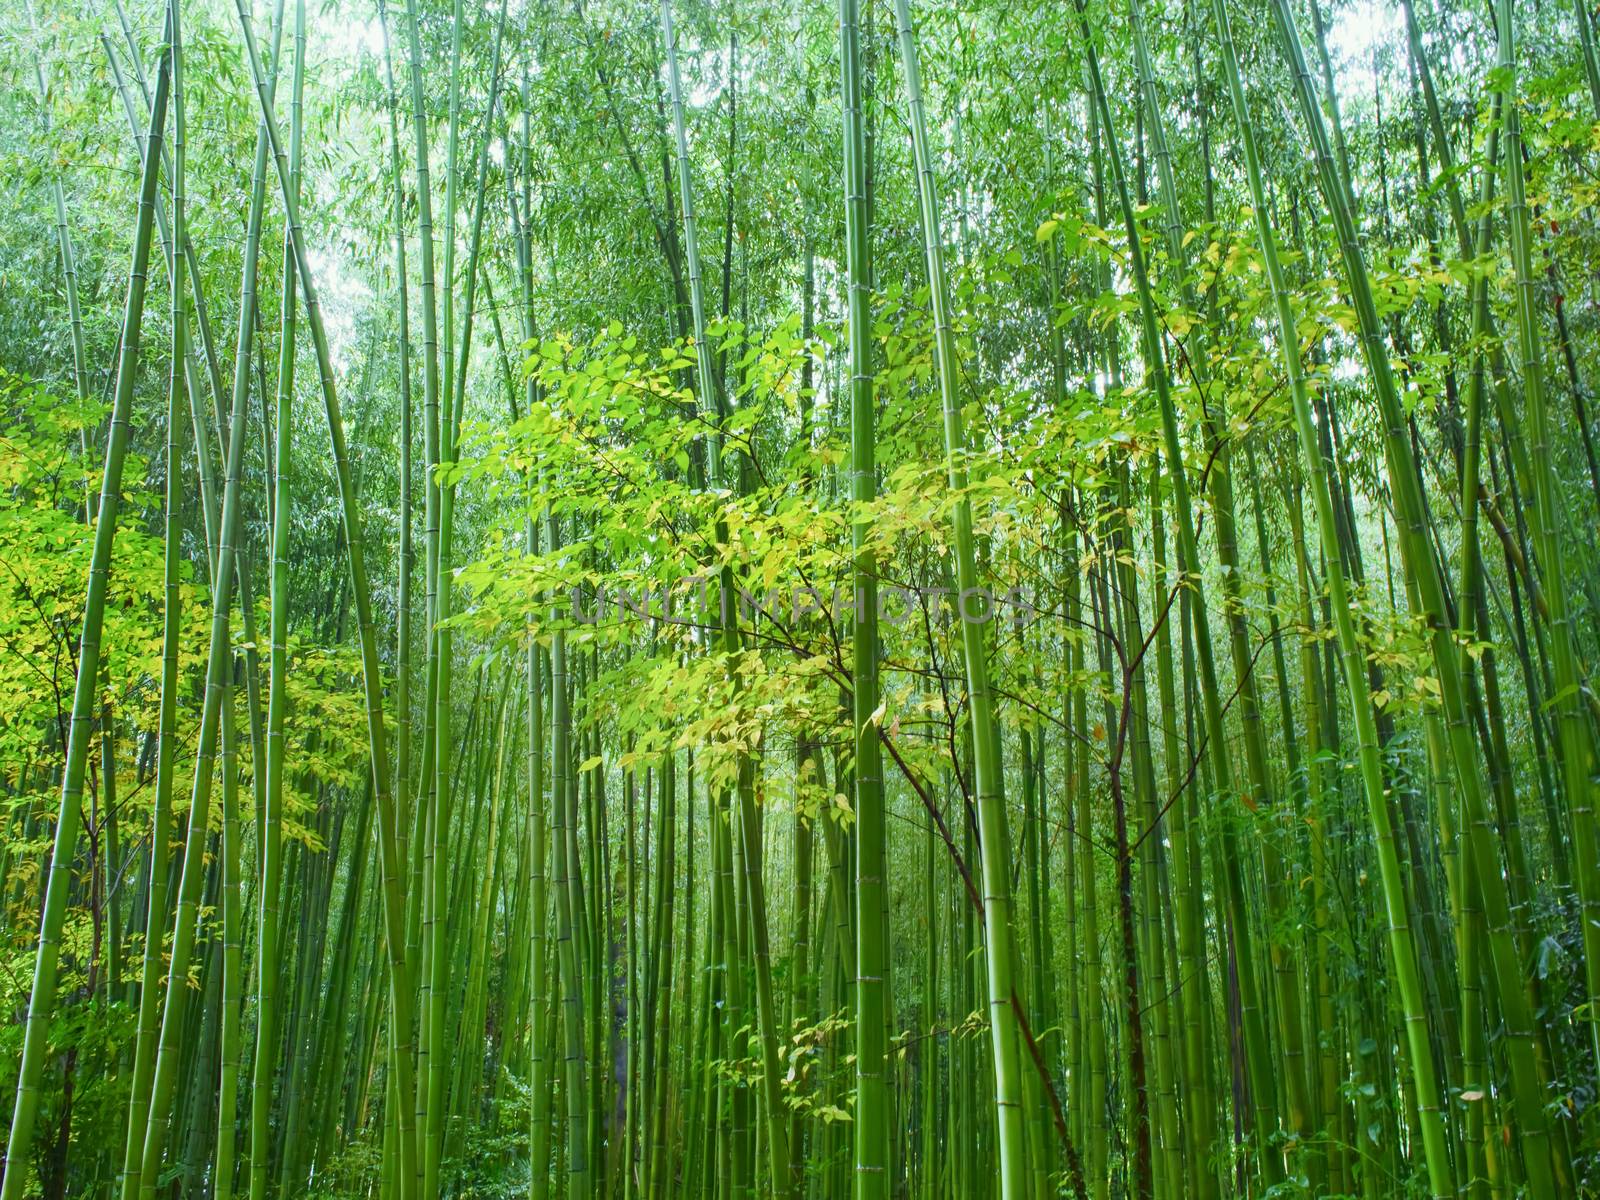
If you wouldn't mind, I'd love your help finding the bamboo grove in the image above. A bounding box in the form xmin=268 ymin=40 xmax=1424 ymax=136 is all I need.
xmin=0 ymin=0 xmax=1598 ymax=1192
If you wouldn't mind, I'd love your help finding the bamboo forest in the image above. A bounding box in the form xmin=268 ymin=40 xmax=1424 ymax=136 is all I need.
xmin=4 ymin=0 xmax=1600 ymax=1192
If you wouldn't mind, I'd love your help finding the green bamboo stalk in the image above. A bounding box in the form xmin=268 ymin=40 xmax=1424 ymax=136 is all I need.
xmin=116 ymin=30 xmax=183 ymax=1198
xmin=25 ymin=0 xmax=89 ymax=419
xmin=1070 ymin=1 xmax=1283 ymax=1176
xmin=1063 ymin=511 xmax=1107 ymax=1200
xmin=374 ymin=18 xmax=414 ymax=1148
xmin=889 ymin=3 xmax=1029 ymax=1193
xmin=1105 ymin=468 xmax=1157 ymax=1200
xmin=138 ymin=0 xmax=266 ymax=1180
xmin=1205 ymin=0 xmax=1454 ymax=1191
xmin=515 ymin=202 xmax=552 ymax=1200
xmin=231 ymin=8 xmax=425 ymax=1198
xmin=1494 ymin=0 xmax=1600 ymax=1075
xmin=1573 ymin=0 xmax=1600 ymax=118
xmin=105 ymin=0 xmax=271 ymax=805
xmin=545 ymin=505 xmax=589 ymax=1194
xmin=1147 ymin=454 xmax=1216 ymax=1200
xmin=528 ymin=637 xmax=551 ymax=1200
xmin=1399 ymin=0 xmax=1470 ymax=257
xmin=577 ymin=654 xmax=606 ymax=1189
xmin=1271 ymin=0 xmax=1570 ymax=1188
xmin=398 ymin=6 xmax=442 ymax=1175
xmin=645 ymin=745 xmax=678 ymax=1200
xmin=655 ymin=20 xmax=740 ymax=1147
xmin=1451 ymin=67 xmax=1506 ymax=1200
xmin=836 ymin=0 xmax=889 ymax=1193
xmin=101 ymin=706 xmax=124 ymax=1000
xmin=214 ymin=668 xmax=243 ymax=1200
xmin=0 ymin=37 xmax=169 ymax=1200
xmin=423 ymin=0 xmax=506 ymax=1168
xmin=1131 ymin=3 xmax=1314 ymax=1169
xmin=422 ymin=0 xmax=470 ymax=1180
xmin=249 ymin=0 xmax=304 ymax=1194
xmin=661 ymin=6 xmax=794 ymax=1194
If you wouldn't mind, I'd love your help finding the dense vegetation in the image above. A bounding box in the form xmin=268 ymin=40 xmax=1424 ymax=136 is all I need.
xmin=1 ymin=0 xmax=1598 ymax=1194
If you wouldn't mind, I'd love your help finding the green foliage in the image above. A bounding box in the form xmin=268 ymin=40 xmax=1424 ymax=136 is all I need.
xmin=3 ymin=0 xmax=1600 ymax=1195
